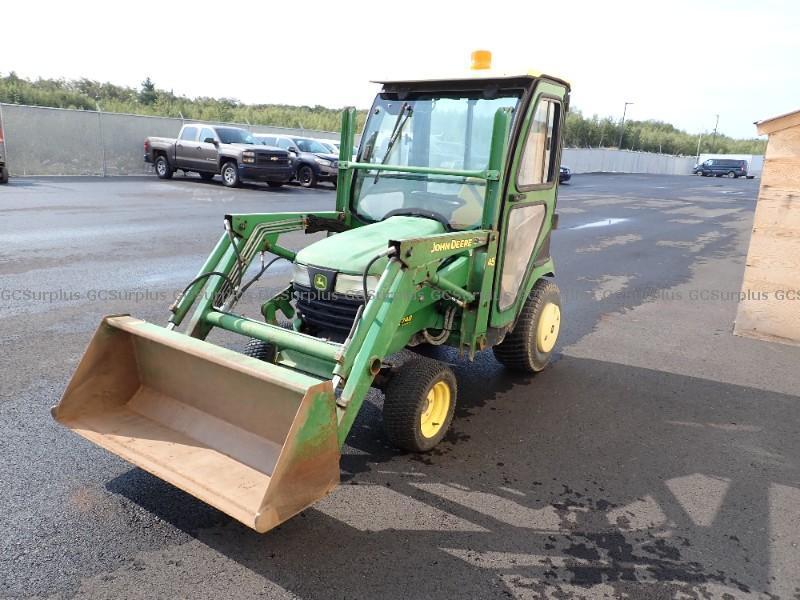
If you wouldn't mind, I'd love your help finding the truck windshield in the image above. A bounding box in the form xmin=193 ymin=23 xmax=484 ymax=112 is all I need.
xmin=216 ymin=127 xmax=256 ymax=144
xmin=352 ymin=91 xmax=520 ymax=230
xmin=296 ymin=139 xmax=332 ymax=154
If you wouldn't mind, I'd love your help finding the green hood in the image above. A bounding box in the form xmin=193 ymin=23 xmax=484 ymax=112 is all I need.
xmin=296 ymin=216 xmax=445 ymax=274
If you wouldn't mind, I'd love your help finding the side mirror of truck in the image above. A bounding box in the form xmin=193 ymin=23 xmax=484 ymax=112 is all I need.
xmin=204 ymin=137 xmax=218 ymax=145
xmin=289 ymin=147 xmax=299 ymax=154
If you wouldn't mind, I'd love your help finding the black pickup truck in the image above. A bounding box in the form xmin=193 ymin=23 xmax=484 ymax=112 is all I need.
xmin=144 ymin=124 xmax=294 ymax=188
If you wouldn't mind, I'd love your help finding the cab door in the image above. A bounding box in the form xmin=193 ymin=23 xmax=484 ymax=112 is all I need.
xmin=197 ymin=127 xmax=220 ymax=172
xmin=490 ymin=80 xmax=567 ymax=329
xmin=175 ymin=126 xmax=200 ymax=169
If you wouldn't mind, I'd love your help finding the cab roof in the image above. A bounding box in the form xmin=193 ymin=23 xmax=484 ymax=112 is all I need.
xmin=372 ymin=68 xmax=570 ymax=89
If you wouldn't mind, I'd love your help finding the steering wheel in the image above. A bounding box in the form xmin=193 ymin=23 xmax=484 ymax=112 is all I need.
xmin=381 ymin=208 xmax=454 ymax=230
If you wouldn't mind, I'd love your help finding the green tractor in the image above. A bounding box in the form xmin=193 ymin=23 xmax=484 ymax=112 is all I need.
xmin=53 ymin=54 xmax=570 ymax=533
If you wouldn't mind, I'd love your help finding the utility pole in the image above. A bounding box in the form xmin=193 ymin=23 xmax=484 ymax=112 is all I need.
xmin=696 ymin=134 xmax=703 ymax=163
xmin=710 ymin=114 xmax=719 ymax=151
xmin=618 ymin=102 xmax=633 ymax=149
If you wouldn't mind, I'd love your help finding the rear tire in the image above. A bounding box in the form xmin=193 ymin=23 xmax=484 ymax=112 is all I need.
xmin=383 ymin=357 xmax=457 ymax=452
xmin=199 ymin=172 xmax=215 ymax=181
xmin=154 ymin=155 xmax=173 ymax=179
xmin=297 ymin=165 xmax=317 ymax=188
xmin=727 ymin=171 xmax=736 ymax=178
xmin=493 ymin=279 xmax=561 ymax=373
xmin=221 ymin=161 xmax=241 ymax=187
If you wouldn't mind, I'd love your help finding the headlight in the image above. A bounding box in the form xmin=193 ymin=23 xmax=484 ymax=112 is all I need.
xmin=334 ymin=273 xmax=380 ymax=297
xmin=242 ymin=151 xmax=255 ymax=164
xmin=314 ymin=157 xmax=332 ymax=166
xmin=292 ymin=263 xmax=311 ymax=287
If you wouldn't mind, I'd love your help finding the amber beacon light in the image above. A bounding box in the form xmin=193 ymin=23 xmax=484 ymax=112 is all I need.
xmin=470 ymin=50 xmax=492 ymax=70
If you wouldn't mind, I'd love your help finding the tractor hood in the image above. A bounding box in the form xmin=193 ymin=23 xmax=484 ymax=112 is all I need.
xmin=296 ymin=216 xmax=446 ymax=275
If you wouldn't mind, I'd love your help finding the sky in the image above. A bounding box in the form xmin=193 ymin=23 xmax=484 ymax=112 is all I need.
xmin=3 ymin=0 xmax=798 ymax=139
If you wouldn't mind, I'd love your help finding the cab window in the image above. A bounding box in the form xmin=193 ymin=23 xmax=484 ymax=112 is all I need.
xmin=199 ymin=128 xmax=216 ymax=143
xmin=180 ymin=127 xmax=198 ymax=141
xmin=518 ymin=99 xmax=560 ymax=187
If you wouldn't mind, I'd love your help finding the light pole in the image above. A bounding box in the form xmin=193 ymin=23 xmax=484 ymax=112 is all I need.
xmin=618 ymin=102 xmax=634 ymax=149
xmin=710 ymin=114 xmax=719 ymax=152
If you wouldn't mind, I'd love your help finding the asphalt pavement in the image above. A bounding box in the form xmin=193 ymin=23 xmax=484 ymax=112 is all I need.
xmin=1 ymin=173 xmax=799 ymax=599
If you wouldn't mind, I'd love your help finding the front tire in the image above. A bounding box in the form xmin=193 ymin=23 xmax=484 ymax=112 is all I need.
xmin=493 ymin=279 xmax=561 ymax=373
xmin=297 ymin=165 xmax=317 ymax=188
xmin=221 ymin=161 xmax=241 ymax=187
xmin=383 ymin=358 xmax=457 ymax=452
xmin=154 ymin=155 xmax=173 ymax=179
xmin=243 ymin=339 xmax=276 ymax=363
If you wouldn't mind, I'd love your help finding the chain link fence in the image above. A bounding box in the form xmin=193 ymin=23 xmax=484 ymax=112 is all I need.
xmin=0 ymin=103 xmax=342 ymax=176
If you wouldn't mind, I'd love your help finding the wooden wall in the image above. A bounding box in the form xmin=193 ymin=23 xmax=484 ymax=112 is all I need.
xmin=735 ymin=122 xmax=800 ymax=345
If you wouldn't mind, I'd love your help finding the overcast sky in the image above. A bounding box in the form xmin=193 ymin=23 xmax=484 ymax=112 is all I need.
xmin=4 ymin=0 xmax=798 ymax=138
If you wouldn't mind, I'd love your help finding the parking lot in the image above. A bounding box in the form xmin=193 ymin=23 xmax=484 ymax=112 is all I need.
xmin=2 ymin=174 xmax=800 ymax=598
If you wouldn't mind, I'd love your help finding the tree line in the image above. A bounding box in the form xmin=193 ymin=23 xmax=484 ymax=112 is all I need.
xmin=564 ymin=110 xmax=764 ymax=155
xmin=0 ymin=73 xmax=765 ymax=156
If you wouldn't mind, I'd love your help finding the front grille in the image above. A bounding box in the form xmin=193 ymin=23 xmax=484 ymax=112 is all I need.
xmin=294 ymin=283 xmax=362 ymax=335
xmin=256 ymin=153 xmax=290 ymax=166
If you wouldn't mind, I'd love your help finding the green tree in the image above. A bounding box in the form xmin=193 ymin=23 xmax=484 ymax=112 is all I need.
xmin=139 ymin=77 xmax=157 ymax=106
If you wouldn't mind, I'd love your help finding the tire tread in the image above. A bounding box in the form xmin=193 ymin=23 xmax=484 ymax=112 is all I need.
xmin=493 ymin=279 xmax=560 ymax=373
xmin=383 ymin=357 xmax=457 ymax=452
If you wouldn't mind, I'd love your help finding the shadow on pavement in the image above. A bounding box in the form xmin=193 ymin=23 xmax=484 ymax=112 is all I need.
xmin=108 ymin=353 xmax=798 ymax=598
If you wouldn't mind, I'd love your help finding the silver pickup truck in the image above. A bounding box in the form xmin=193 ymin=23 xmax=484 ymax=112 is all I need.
xmin=144 ymin=124 xmax=294 ymax=188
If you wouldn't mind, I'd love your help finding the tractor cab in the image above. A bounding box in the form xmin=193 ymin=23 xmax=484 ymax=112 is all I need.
xmin=295 ymin=57 xmax=570 ymax=341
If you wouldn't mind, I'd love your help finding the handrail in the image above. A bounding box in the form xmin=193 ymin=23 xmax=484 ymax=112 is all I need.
xmin=338 ymin=160 xmax=499 ymax=181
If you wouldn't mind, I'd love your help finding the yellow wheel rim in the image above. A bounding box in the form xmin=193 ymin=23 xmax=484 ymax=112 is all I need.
xmin=420 ymin=381 xmax=451 ymax=438
xmin=536 ymin=302 xmax=561 ymax=353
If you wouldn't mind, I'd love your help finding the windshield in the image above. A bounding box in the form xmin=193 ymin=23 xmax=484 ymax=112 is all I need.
xmin=352 ymin=91 xmax=520 ymax=230
xmin=216 ymin=127 xmax=256 ymax=145
xmin=296 ymin=138 xmax=332 ymax=153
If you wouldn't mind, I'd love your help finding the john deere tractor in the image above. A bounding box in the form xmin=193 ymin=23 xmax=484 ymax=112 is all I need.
xmin=53 ymin=52 xmax=570 ymax=533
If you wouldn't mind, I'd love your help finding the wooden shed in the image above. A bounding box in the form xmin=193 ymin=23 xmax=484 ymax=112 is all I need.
xmin=735 ymin=109 xmax=800 ymax=346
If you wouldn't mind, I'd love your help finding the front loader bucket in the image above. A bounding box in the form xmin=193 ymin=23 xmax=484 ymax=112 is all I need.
xmin=52 ymin=315 xmax=340 ymax=533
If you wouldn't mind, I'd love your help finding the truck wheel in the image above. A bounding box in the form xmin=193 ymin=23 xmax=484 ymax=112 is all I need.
xmin=727 ymin=171 xmax=736 ymax=178
xmin=199 ymin=172 xmax=215 ymax=181
xmin=154 ymin=155 xmax=173 ymax=179
xmin=493 ymin=279 xmax=561 ymax=373
xmin=243 ymin=339 xmax=277 ymax=363
xmin=221 ymin=161 xmax=241 ymax=187
xmin=297 ymin=165 xmax=317 ymax=188
xmin=0 ymin=166 xmax=8 ymax=184
xmin=383 ymin=357 xmax=457 ymax=452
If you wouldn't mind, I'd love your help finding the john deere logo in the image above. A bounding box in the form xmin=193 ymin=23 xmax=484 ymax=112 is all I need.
xmin=313 ymin=273 xmax=328 ymax=290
